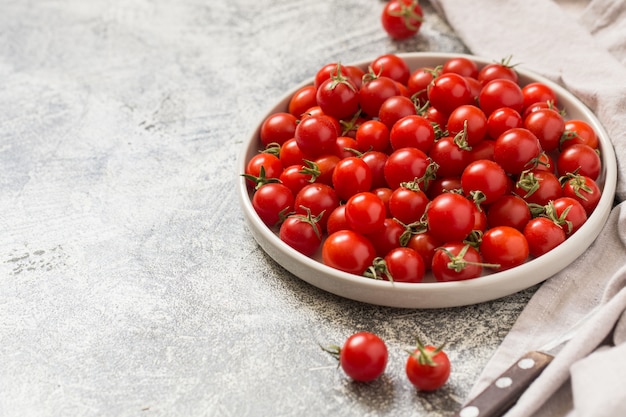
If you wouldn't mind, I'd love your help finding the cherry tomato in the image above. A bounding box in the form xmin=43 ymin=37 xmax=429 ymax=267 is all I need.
xmin=479 ymin=78 xmax=524 ymax=116
xmin=389 ymin=185 xmax=430 ymax=225
xmin=407 ymin=67 xmax=438 ymax=105
xmin=245 ymin=152 xmax=283 ymax=188
xmin=561 ymin=119 xmax=599 ymax=149
xmin=260 ymin=112 xmax=298 ymax=147
xmin=470 ymin=139 xmax=496 ymax=162
xmin=427 ymin=177 xmax=463 ymax=199
xmin=432 ymin=242 xmax=484 ymax=281
xmin=556 ymin=143 xmax=601 ymax=180
xmin=359 ymin=76 xmax=400 ymax=118
xmin=334 ymin=135 xmax=359 ymax=159
xmin=443 ymin=56 xmax=479 ymax=78
xmin=345 ymin=192 xmax=387 ymax=234
xmin=279 ymin=210 xmax=323 ymax=256
xmin=378 ymin=95 xmax=417 ymax=129
xmin=406 ymin=232 xmax=442 ymax=270
xmin=366 ymin=218 xmax=405 ymax=257
xmin=405 ymin=340 xmax=451 ymax=391
xmin=523 ymin=217 xmax=566 ymax=258
xmin=326 ymin=205 xmax=349 ymax=235
xmin=487 ymin=107 xmax=523 ymax=140
xmin=429 ymin=136 xmax=471 ymax=178
xmin=480 ymin=226 xmax=529 ymax=271
xmin=314 ymin=63 xmax=363 ymax=90
xmin=486 ymin=194 xmax=531 ymax=231
xmin=389 ymin=114 xmax=435 ymax=153
xmin=477 ymin=58 xmax=518 ymax=85
xmin=294 ymin=114 xmax=338 ymax=158
xmin=279 ymin=138 xmax=306 ymax=168
xmin=381 ymin=0 xmax=424 ymax=40
xmin=294 ymin=183 xmax=340 ymax=232
xmin=322 ymin=230 xmax=377 ymax=275
xmin=336 ymin=332 xmax=388 ymax=382
xmin=426 ymin=193 xmax=476 ymax=243
xmin=494 ymin=127 xmax=542 ymax=175
xmin=381 ymin=247 xmax=425 ymax=283
xmin=523 ymin=108 xmax=565 ymax=152
xmin=356 ymin=120 xmax=391 ymax=153
xmin=370 ymin=54 xmax=411 ymax=85
xmin=428 ymin=72 xmax=473 ymax=115
xmin=461 ymin=159 xmax=509 ymax=205
xmin=514 ymin=169 xmax=563 ymax=206
xmin=384 ymin=147 xmax=431 ymax=190
xmin=279 ymin=164 xmax=312 ymax=195
xmin=447 ymin=104 xmax=488 ymax=146
xmin=316 ymin=65 xmax=360 ymax=121
xmin=251 ymin=183 xmax=294 ymax=227
xmin=552 ymin=197 xmax=588 ymax=235
xmin=332 ymin=156 xmax=373 ymax=201
xmin=288 ymin=85 xmax=317 ymax=117
xmin=361 ymin=151 xmax=389 ymax=190
xmin=561 ymin=173 xmax=601 ymax=215
xmin=521 ymin=82 xmax=558 ymax=112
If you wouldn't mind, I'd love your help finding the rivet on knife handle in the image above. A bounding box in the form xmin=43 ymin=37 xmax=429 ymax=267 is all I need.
xmin=453 ymin=351 xmax=553 ymax=417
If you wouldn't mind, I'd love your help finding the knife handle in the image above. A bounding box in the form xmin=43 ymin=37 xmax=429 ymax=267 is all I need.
xmin=453 ymin=351 xmax=553 ymax=417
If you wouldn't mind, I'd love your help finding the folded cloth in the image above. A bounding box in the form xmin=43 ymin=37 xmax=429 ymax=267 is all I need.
xmin=429 ymin=0 xmax=626 ymax=415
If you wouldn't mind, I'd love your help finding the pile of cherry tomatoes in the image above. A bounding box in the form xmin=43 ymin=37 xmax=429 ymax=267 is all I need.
xmin=244 ymin=53 xmax=603 ymax=283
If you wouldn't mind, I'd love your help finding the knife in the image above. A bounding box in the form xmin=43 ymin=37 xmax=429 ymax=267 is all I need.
xmin=453 ymin=307 xmax=599 ymax=417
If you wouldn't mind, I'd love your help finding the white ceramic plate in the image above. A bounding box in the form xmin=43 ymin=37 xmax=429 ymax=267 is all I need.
xmin=238 ymin=52 xmax=617 ymax=309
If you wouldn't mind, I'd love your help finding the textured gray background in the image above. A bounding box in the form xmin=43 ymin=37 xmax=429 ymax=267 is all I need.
xmin=0 ymin=1 xmax=536 ymax=416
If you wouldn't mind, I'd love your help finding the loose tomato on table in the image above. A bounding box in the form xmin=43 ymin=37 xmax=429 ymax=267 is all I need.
xmin=322 ymin=332 xmax=388 ymax=382
xmin=381 ymin=0 xmax=423 ymax=40
xmin=405 ymin=339 xmax=451 ymax=391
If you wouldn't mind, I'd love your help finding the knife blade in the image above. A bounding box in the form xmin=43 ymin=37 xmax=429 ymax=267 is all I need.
xmin=453 ymin=306 xmax=599 ymax=417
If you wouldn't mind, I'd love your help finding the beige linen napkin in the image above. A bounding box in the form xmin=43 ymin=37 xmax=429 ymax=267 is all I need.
xmin=429 ymin=0 xmax=626 ymax=415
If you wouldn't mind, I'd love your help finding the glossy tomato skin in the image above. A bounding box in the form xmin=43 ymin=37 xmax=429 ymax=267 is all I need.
xmin=332 ymin=157 xmax=373 ymax=201
xmin=562 ymin=119 xmax=599 ymax=149
xmin=461 ymin=159 xmax=509 ymax=205
xmin=361 ymin=151 xmax=390 ymax=190
xmin=521 ymin=82 xmax=558 ymax=112
xmin=486 ymin=194 xmax=531 ymax=231
xmin=389 ymin=186 xmax=430 ymax=224
xmin=279 ymin=213 xmax=322 ymax=256
xmin=359 ymin=76 xmax=400 ymax=118
xmin=366 ymin=218 xmax=404 ymax=257
xmin=405 ymin=344 xmax=451 ymax=391
xmin=523 ymin=217 xmax=566 ymax=258
xmin=339 ymin=332 xmax=388 ymax=382
xmin=252 ymin=183 xmax=294 ymax=227
xmin=446 ymin=104 xmax=488 ymax=146
xmin=316 ymin=72 xmax=360 ymax=121
xmin=345 ymin=192 xmax=387 ymax=235
xmin=383 ymin=247 xmax=425 ymax=283
xmin=381 ymin=0 xmax=423 ymax=40
xmin=294 ymin=114 xmax=338 ymax=158
xmin=557 ymin=143 xmax=601 ymax=180
xmin=514 ymin=169 xmax=563 ymax=206
xmin=260 ymin=112 xmax=298 ymax=147
xmin=431 ymin=242 xmax=483 ymax=282
xmin=294 ymin=183 xmax=340 ymax=232
xmin=378 ymin=95 xmax=416 ymax=129
xmin=442 ymin=56 xmax=478 ymax=78
xmin=428 ymin=72 xmax=473 ymax=116
xmin=322 ymin=230 xmax=376 ymax=275
xmin=288 ymin=85 xmax=318 ymax=117
xmin=245 ymin=152 xmax=283 ymax=186
xmin=356 ymin=120 xmax=390 ymax=153
xmin=480 ymin=226 xmax=529 ymax=271
xmin=429 ymin=136 xmax=471 ymax=178
xmin=370 ymin=54 xmax=411 ymax=85
xmin=426 ymin=193 xmax=476 ymax=243
xmin=384 ymin=147 xmax=431 ymax=190
xmin=407 ymin=232 xmax=442 ymax=270
xmin=407 ymin=66 xmax=438 ymax=104
xmin=326 ymin=205 xmax=349 ymax=235
xmin=390 ymin=115 xmax=436 ymax=153
xmin=523 ymin=108 xmax=565 ymax=152
xmin=494 ymin=127 xmax=542 ymax=175
xmin=487 ymin=107 xmax=523 ymax=140
xmin=552 ymin=197 xmax=588 ymax=235
xmin=562 ymin=174 xmax=601 ymax=215
xmin=479 ymin=79 xmax=524 ymax=116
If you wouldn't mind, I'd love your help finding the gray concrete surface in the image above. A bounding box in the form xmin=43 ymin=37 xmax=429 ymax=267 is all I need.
xmin=0 ymin=1 xmax=536 ymax=416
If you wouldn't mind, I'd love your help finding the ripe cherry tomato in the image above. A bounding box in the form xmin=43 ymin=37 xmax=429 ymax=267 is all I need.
xmin=561 ymin=119 xmax=599 ymax=149
xmin=359 ymin=76 xmax=400 ymax=118
xmin=406 ymin=232 xmax=441 ymax=270
xmin=381 ymin=0 xmax=424 ymax=40
xmin=523 ymin=108 xmax=565 ymax=152
xmin=356 ymin=120 xmax=391 ymax=152
xmin=447 ymin=104 xmax=488 ymax=146
xmin=370 ymin=54 xmax=411 ymax=85
xmin=514 ymin=169 xmax=563 ymax=206
xmin=366 ymin=218 xmax=405 ymax=257
xmin=288 ymin=85 xmax=318 ymax=117
xmin=378 ymin=95 xmax=417 ymax=129
xmin=461 ymin=159 xmax=508 ymax=205
xmin=552 ymin=197 xmax=588 ymax=235
xmin=523 ymin=217 xmax=566 ymax=257
xmin=480 ymin=226 xmax=529 ymax=271
xmin=322 ymin=230 xmax=377 ymax=275
xmin=326 ymin=205 xmax=349 ymax=235
xmin=332 ymin=332 xmax=388 ymax=382
xmin=279 ymin=138 xmax=306 ymax=168
xmin=479 ymin=79 xmax=524 ymax=116
xmin=245 ymin=152 xmax=283 ymax=188
xmin=260 ymin=112 xmax=298 ymax=147
xmin=294 ymin=114 xmax=338 ymax=158
xmin=521 ymin=82 xmax=558 ymax=112
xmin=428 ymin=72 xmax=473 ymax=115
xmin=388 ymin=185 xmax=430 ymax=224
xmin=384 ymin=147 xmax=431 ymax=190
xmin=279 ymin=164 xmax=312 ymax=195
xmin=381 ymin=247 xmax=425 ymax=283
xmin=429 ymin=136 xmax=471 ymax=178
xmin=431 ymin=242 xmax=484 ymax=282
xmin=316 ymin=65 xmax=360 ymax=121
xmin=487 ymin=107 xmax=523 ymax=140
xmin=294 ymin=183 xmax=340 ymax=232
xmin=390 ymin=114 xmax=435 ymax=153
xmin=361 ymin=151 xmax=389 ymax=190
xmin=477 ymin=58 xmax=518 ymax=85
xmin=405 ymin=339 xmax=451 ymax=391
xmin=251 ymin=183 xmax=294 ymax=227
xmin=314 ymin=63 xmax=363 ymax=90
xmin=426 ymin=193 xmax=476 ymax=243
xmin=345 ymin=192 xmax=387 ymax=234
xmin=556 ymin=143 xmax=601 ymax=180
xmin=494 ymin=127 xmax=542 ymax=175
xmin=332 ymin=157 xmax=373 ymax=201
xmin=407 ymin=67 xmax=438 ymax=104
xmin=279 ymin=210 xmax=323 ymax=256
xmin=561 ymin=173 xmax=601 ymax=215
xmin=486 ymin=194 xmax=531 ymax=231
xmin=443 ymin=56 xmax=479 ymax=78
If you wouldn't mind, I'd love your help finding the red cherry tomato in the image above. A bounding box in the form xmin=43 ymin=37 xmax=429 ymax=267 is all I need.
xmin=260 ymin=112 xmax=298 ymax=147
xmin=405 ymin=340 xmax=451 ymax=391
xmin=381 ymin=247 xmax=425 ymax=283
xmin=432 ymin=242 xmax=484 ymax=282
xmin=336 ymin=332 xmax=388 ymax=382
xmin=332 ymin=157 xmax=373 ymax=201
xmin=345 ymin=192 xmax=387 ymax=235
xmin=523 ymin=217 xmax=566 ymax=258
xmin=251 ymin=183 xmax=294 ymax=227
xmin=322 ymin=230 xmax=376 ymax=275
xmin=428 ymin=72 xmax=473 ymax=115
xmin=279 ymin=211 xmax=323 ymax=256
xmin=426 ymin=193 xmax=476 ymax=243
xmin=480 ymin=226 xmax=529 ymax=271
xmin=381 ymin=0 xmax=424 ymax=40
